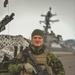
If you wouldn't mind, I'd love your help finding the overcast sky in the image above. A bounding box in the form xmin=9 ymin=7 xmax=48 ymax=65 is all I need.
xmin=0 ymin=0 xmax=75 ymax=40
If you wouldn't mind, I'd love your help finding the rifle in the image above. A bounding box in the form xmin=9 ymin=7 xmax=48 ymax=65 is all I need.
xmin=23 ymin=47 xmax=50 ymax=75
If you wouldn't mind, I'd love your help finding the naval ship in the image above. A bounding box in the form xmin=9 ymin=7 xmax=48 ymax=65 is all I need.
xmin=39 ymin=7 xmax=75 ymax=55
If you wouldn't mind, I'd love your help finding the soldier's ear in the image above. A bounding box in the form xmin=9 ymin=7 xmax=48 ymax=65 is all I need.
xmin=31 ymin=38 xmax=33 ymax=44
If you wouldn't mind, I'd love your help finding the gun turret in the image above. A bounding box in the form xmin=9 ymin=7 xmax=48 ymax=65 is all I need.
xmin=0 ymin=13 xmax=15 ymax=32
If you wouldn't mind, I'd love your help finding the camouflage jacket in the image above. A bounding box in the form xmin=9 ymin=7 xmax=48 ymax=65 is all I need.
xmin=19 ymin=44 xmax=65 ymax=75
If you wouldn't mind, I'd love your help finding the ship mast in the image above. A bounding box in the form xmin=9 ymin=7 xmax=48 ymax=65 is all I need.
xmin=40 ymin=7 xmax=59 ymax=33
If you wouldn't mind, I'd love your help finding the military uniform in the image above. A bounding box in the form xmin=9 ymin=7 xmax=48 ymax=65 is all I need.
xmin=8 ymin=44 xmax=65 ymax=75
xmin=26 ymin=44 xmax=65 ymax=75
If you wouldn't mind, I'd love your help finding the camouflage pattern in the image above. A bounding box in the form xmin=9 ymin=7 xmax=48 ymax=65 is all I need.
xmin=29 ymin=44 xmax=65 ymax=75
xmin=8 ymin=44 xmax=65 ymax=75
xmin=8 ymin=64 xmax=23 ymax=75
xmin=45 ymin=50 xmax=65 ymax=75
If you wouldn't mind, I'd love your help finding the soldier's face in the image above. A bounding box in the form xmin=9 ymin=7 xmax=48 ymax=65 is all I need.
xmin=32 ymin=35 xmax=44 ymax=47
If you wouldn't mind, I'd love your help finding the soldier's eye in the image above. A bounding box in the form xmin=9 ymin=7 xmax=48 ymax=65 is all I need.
xmin=38 ymin=37 xmax=42 ymax=39
xmin=33 ymin=37 xmax=37 ymax=39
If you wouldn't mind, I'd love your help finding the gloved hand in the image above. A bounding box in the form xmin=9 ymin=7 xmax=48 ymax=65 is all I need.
xmin=8 ymin=64 xmax=23 ymax=75
xmin=24 ymin=63 xmax=37 ymax=74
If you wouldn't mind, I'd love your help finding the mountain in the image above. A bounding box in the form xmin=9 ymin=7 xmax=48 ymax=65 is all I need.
xmin=64 ymin=39 xmax=75 ymax=49
xmin=64 ymin=39 xmax=75 ymax=45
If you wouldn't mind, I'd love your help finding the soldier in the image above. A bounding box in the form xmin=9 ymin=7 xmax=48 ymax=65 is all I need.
xmin=8 ymin=29 xmax=65 ymax=75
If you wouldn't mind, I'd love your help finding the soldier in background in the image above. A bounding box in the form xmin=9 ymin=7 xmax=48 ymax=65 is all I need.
xmin=8 ymin=29 xmax=65 ymax=75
